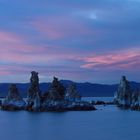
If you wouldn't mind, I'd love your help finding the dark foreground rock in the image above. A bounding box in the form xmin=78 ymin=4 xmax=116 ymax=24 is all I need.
xmin=40 ymin=100 xmax=96 ymax=112
xmin=114 ymin=76 xmax=132 ymax=107
xmin=114 ymin=76 xmax=140 ymax=111
xmin=26 ymin=71 xmax=41 ymax=111
xmin=2 ymin=84 xmax=26 ymax=110
xmin=24 ymin=100 xmax=96 ymax=112
xmin=2 ymin=98 xmax=96 ymax=112
xmin=1 ymin=72 xmax=96 ymax=112
xmin=93 ymin=101 xmax=114 ymax=105
xmin=65 ymin=83 xmax=81 ymax=102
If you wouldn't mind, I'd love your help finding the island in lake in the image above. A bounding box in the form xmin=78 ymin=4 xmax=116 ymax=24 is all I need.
xmin=0 ymin=72 xmax=140 ymax=112
xmin=1 ymin=71 xmax=96 ymax=111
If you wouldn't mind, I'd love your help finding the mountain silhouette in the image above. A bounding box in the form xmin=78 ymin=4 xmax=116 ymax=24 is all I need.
xmin=0 ymin=80 xmax=139 ymax=97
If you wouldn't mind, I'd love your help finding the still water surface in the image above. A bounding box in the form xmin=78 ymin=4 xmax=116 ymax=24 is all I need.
xmin=0 ymin=97 xmax=140 ymax=140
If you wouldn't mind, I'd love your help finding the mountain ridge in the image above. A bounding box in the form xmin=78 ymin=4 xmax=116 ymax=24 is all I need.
xmin=0 ymin=80 xmax=139 ymax=97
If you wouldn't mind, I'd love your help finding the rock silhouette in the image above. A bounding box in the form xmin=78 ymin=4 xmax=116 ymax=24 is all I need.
xmin=27 ymin=71 xmax=41 ymax=111
xmin=41 ymin=77 xmax=95 ymax=111
xmin=114 ymin=76 xmax=140 ymax=110
xmin=114 ymin=76 xmax=132 ymax=107
xmin=0 ymin=71 xmax=93 ymax=112
xmin=2 ymin=84 xmax=26 ymax=110
xmin=47 ymin=77 xmax=65 ymax=100
xmin=65 ymin=83 xmax=81 ymax=101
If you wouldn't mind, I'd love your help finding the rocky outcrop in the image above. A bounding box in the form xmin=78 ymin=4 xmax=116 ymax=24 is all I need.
xmin=114 ymin=76 xmax=140 ymax=110
xmin=27 ymin=71 xmax=41 ymax=111
xmin=1 ymin=72 xmax=96 ymax=112
xmin=45 ymin=101 xmax=96 ymax=111
xmin=45 ymin=77 xmax=65 ymax=101
xmin=41 ymin=77 xmax=96 ymax=111
xmin=2 ymin=84 xmax=26 ymax=110
xmin=65 ymin=83 xmax=81 ymax=102
xmin=114 ymin=76 xmax=132 ymax=107
xmin=41 ymin=99 xmax=96 ymax=111
xmin=41 ymin=77 xmax=65 ymax=110
xmin=131 ymin=89 xmax=140 ymax=110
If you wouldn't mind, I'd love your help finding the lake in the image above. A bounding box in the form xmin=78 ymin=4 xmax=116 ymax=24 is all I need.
xmin=0 ymin=97 xmax=140 ymax=140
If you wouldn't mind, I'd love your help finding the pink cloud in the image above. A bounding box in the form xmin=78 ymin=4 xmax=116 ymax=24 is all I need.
xmin=79 ymin=48 xmax=140 ymax=70
xmin=0 ymin=31 xmax=62 ymax=64
xmin=0 ymin=31 xmax=48 ymax=54
xmin=0 ymin=30 xmax=81 ymax=67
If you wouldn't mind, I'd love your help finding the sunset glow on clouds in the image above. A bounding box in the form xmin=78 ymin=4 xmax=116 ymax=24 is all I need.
xmin=0 ymin=0 xmax=140 ymax=83
xmin=80 ymin=48 xmax=140 ymax=70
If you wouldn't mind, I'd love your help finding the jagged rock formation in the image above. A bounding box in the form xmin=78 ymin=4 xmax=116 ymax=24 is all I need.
xmin=114 ymin=76 xmax=140 ymax=110
xmin=27 ymin=71 xmax=41 ymax=111
xmin=41 ymin=77 xmax=96 ymax=111
xmin=46 ymin=77 xmax=65 ymax=100
xmin=131 ymin=89 xmax=140 ymax=110
xmin=2 ymin=84 xmax=26 ymax=110
xmin=114 ymin=76 xmax=132 ymax=107
xmin=1 ymin=72 xmax=96 ymax=112
xmin=65 ymin=83 xmax=81 ymax=101
xmin=41 ymin=77 xmax=65 ymax=110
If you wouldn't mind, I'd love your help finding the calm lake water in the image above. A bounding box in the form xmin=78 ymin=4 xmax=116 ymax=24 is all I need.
xmin=0 ymin=97 xmax=140 ymax=140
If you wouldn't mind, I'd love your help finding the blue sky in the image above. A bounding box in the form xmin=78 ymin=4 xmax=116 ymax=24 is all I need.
xmin=0 ymin=0 xmax=140 ymax=83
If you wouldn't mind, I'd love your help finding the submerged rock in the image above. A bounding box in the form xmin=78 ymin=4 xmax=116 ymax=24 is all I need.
xmin=27 ymin=71 xmax=41 ymax=111
xmin=2 ymin=84 xmax=26 ymax=110
xmin=65 ymin=83 xmax=81 ymax=102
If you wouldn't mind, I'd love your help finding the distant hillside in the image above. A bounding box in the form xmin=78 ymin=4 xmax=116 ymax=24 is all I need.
xmin=0 ymin=80 xmax=139 ymax=97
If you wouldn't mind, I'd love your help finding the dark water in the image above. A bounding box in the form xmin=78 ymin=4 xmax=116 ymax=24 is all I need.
xmin=0 ymin=97 xmax=140 ymax=140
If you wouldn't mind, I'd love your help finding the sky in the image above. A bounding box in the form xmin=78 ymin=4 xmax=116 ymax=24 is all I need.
xmin=0 ymin=0 xmax=140 ymax=84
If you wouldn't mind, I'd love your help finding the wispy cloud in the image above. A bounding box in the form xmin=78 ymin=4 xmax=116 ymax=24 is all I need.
xmin=80 ymin=48 xmax=140 ymax=70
